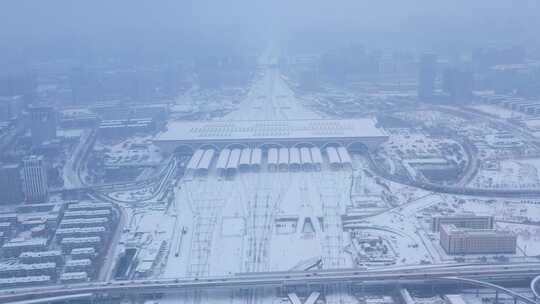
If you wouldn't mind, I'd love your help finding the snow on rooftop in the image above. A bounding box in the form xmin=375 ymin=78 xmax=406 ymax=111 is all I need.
xmin=156 ymin=119 xmax=387 ymax=142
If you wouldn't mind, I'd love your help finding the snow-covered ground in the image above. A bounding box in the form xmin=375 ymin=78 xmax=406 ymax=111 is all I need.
xmin=160 ymin=164 xmax=354 ymax=278
xmin=470 ymin=158 xmax=540 ymax=189
xmin=497 ymin=222 xmax=540 ymax=257
xmin=100 ymin=136 xmax=163 ymax=166
xmin=114 ymin=53 xmax=540 ymax=304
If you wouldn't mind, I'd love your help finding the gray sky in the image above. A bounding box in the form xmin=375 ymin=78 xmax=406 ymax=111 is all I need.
xmin=1 ymin=0 xmax=539 ymax=61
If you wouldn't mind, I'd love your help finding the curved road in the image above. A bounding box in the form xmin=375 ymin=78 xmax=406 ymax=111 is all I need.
xmin=366 ymin=153 xmax=540 ymax=198
xmin=531 ymin=275 xmax=540 ymax=301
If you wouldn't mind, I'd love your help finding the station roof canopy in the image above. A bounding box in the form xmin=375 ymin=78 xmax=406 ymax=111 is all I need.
xmin=155 ymin=118 xmax=387 ymax=143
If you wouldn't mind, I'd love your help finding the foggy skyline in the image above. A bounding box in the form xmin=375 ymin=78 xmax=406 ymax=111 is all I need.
xmin=1 ymin=0 xmax=540 ymax=64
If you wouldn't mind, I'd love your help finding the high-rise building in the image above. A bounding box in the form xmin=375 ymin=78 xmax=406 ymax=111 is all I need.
xmin=418 ymin=53 xmax=438 ymax=101
xmin=69 ymin=67 xmax=103 ymax=104
xmin=0 ymin=96 xmax=24 ymax=121
xmin=29 ymin=105 xmax=57 ymax=146
xmin=443 ymin=67 xmax=474 ymax=102
xmin=22 ymin=155 xmax=49 ymax=203
xmin=0 ymin=163 xmax=24 ymax=204
xmin=440 ymin=224 xmax=516 ymax=255
xmin=473 ymin=46 xmax=526 ymax=72
xmin=0 ymin=70 xmax=36 ymax=104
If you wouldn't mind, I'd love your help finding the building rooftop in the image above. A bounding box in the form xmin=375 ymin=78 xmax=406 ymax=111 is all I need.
xmin=156 ymin=118 xmax=387 ymax=142
xmin=61 ymin=236 xmax=101 ymax=244
xmin=67 ymin=202 xmax=113 ymax=210
xmin=19 ymin=250 xmax=62 ymax=258
xmin=60 ymin=272 xmax=88 ymax=280
xmin=56 ymin=227 xmax=106 ymax=234
xmin=0 ymin=213 xmax=17 ymax=221
xmin=2 ymin=238 xmax=48 ymax=248
xmin=434 ymin=214 xmax=492 ymax=219
xmin=1 ymin=163 xmax=19 ymax=169
xmin=441 ymin=224 xmax=515 ymax=237
xmin=0 ymin=262 xmax=56 ymax=271
xmin=63 ymin=210 xmax=111 ymax=217
xmin=71 ymin=247 xmax=96 ymax=255
xmin=0 ymin=275 xmax=51 ymax=284
xmin=66 ymin=259 xmax=92 ymax=267
xmin=60 ymin=217 xmax=109 ymax=224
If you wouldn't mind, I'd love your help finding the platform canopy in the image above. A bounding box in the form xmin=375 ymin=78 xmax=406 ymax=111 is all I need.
xmin=154 ymin=118 xmax=388 ymax=153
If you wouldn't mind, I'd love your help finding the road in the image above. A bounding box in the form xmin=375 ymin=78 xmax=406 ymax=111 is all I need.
xmin=95 ymin=202 xmax=126 ymax=282
xmin=85 ymin=158 xmax=178 ymax=281
xmin=367 ymin=103 xmax=540 ymax=196
xmin=367 ymin=152 xmax=540 ymax=198
xmin=225 ymin=66 xmax=318 ymax=121
xmin=2 ymin=263 xmax=540 ymax=303
xmin=456 ymin=138 xmax=480 ymax=187
xmin=532 ymin=275 xmax=540 ymax=300
xmin=61 ymin=129 xmax=96 ymax=189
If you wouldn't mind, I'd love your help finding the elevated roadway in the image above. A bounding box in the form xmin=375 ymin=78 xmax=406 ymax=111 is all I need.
xmin=1 ymin=263 xmax=539 ymax=303
xmin=53 ymin=155 xmax=177 ymax=197
xmin=531 ymin=275 xmax=540 ymax=301
xmin=441 ymin=277 xmax=538 ymax=304
xmin=366 ymin=153 xmax=540 ymax=198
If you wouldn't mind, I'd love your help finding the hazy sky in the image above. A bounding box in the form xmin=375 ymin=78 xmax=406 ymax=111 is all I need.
xmin=1 ymin=0 xmax=539 ymax=61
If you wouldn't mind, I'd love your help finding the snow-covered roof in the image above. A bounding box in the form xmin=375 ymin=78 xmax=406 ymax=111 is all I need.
xmin=156 ymin=119 xmax=387 ymax=143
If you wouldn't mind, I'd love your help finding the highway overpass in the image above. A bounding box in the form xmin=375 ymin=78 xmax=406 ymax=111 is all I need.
xmin=1 ymin=263 xmax=539 ymax=303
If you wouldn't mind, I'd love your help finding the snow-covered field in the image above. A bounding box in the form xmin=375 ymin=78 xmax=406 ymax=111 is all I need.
xmin=470 ymin=158 xmax=540 ymax=189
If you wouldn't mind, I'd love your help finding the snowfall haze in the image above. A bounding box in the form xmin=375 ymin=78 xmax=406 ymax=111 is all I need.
xmin=1 ymin=1 xmax=540 ymax=304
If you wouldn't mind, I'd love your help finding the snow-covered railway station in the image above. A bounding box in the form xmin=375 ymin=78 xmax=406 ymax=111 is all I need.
xmin=154 ymin=118 xmax=388 ymax=154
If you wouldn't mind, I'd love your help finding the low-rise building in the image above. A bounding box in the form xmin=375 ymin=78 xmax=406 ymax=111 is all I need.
xmin=63 ymin=209 xmax=111 ymax=220
xmin=67 ymin=202 xmax=113 ymax=211
xmin=98 ymin=118 xmax=156 ymax=139
xmin=0 ymin=222 xmax=12 ymax=235
xmin=0 ymin=275 xmax=51 ymax=288
xmin=17 ymin=210 xmax=63 ymax=230
xmin=70 ymin=247 xmax=97 ymax=260
xmin=60 ymin=271 xmax=88 ymax=283
xmin=0 ymin=262 xmax=56 ymax=278
xmin=432 ymin=215 xmax=494 ymax=232
xmin=440 ymin=224 xmax=517 ymax=255
xmin=59 ymin=109 xmax=99 ymax=129
xmin=59 ymin=217 xmax=110 ymax=229
xmin=16 ymin=203 xmax=64 ymax=214
xmin=0 ymin=213 xmax=17 ymax=225
xmin=19 ymin=250 xmax=63 ymax=264
xmin=1 ymin=238 xmax=48 ymax=258
xmin=65 ymin=259 xmax=93 ymax=273
xmin=55 ymin=226 xmax=107 ymax=241
xmin=60 ymin=237 xmax=101 ymax=253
